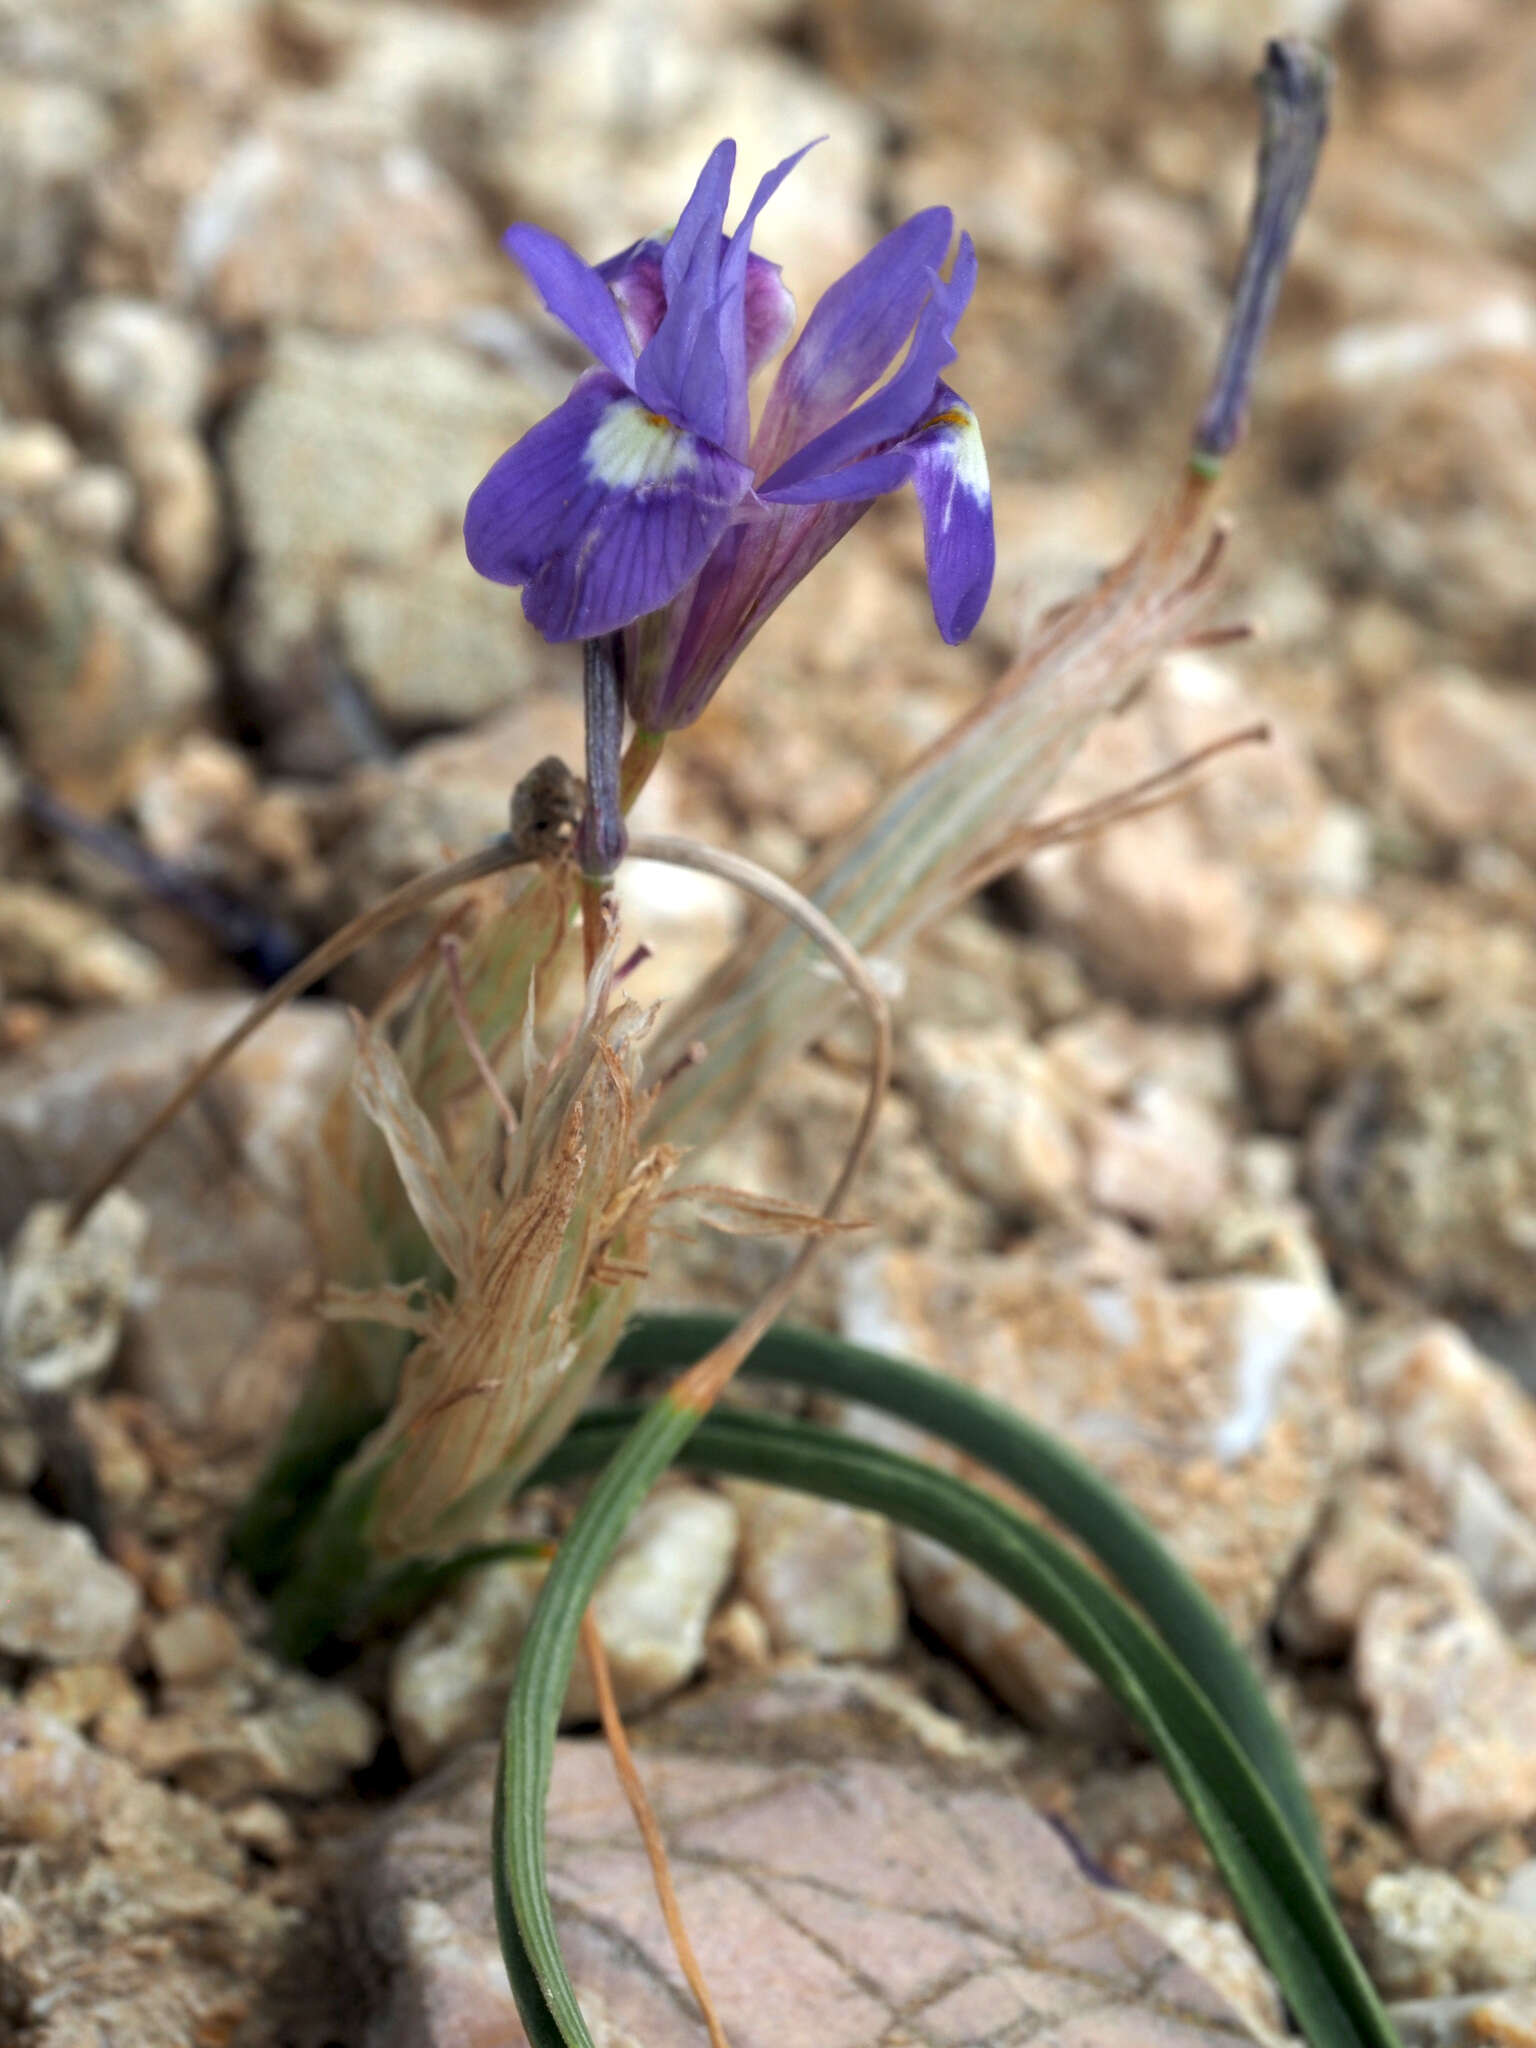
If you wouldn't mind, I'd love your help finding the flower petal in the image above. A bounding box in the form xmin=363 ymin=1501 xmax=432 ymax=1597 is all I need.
xmin=599 ymin=236 xmax=794 ymax=381
xmin=465 ymin=369 xmax=754 ymax=640
xmin=503 ymin=223 xmax=637 ymax=384
xmin=752 ymin=206 xmax=955 ymax=474
xmin=715 ymin=140 xmax=818 ymax=454
xmin=758 ymin=381 xmax=993 ymax=642
xmin=596 ymin=237 xmax=669 ymax=355
xmin=635 ymin=139 xmax=736 ymax=445
xmin=744 ymin=256 xmax=796 ymax=378
xmin=759 ymin=232 xmax=978 ymax=498
xmin=908 ymin=386 xmax=994 ymax=642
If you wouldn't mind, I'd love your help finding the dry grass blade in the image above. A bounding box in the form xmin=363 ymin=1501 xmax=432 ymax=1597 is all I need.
xmin=622 ymin=832 xmax=891 ymax=1414
xmin=579 ymin=1608 xmax=732 ymax=2048
xmin=945 ymin=719 xmax=1273 ymax=900
xmin=64 ymin=834 xmax=536 ymax=1235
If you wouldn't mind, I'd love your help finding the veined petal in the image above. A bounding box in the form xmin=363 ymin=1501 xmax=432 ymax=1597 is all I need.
xmin=599 ymin=236 xmax=795 ymax=380
xmin=637 ymin=139 xmax=736 ymax=445
xmin=715 ymin=140 xmax=818 ymax=455
xmin=757 ymin=231 xmax=978 ymax=497
xmin=464 ymin=369 xmax=754 ymax=641
xmin=744 ymin=256 xmax=796 ymax=378
xmin=596 ymin=238 xmax=668 ymax=355
xmin=503 ymin=223 xmax=637 ymax=384
xmin=908 ymin=386 xmax=994 ymax=642
xmin=756 ymin=444 xmax=914 ymax=506
xmin=752 ymin=206 xmax=955 ymax=474
xmin=759 ymin=382 xmax=993 ymax=641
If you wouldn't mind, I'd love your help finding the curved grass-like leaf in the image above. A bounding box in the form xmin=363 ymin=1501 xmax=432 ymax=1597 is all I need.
xmin=502 ymin=1398 xmax=1398 ymax=2048
xmin=611 ymin=1309 xmax=1325 ymax=1875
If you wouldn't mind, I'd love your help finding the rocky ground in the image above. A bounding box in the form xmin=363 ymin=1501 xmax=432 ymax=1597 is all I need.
xmin=4 ymin=0 xmax=1536 ymax=2042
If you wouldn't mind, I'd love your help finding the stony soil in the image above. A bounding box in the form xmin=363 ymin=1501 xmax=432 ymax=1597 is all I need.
xmin=5 ymin=0 xmax=1536 ymax=2043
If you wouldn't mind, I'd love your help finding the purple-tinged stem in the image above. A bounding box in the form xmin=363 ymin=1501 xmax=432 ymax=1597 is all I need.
xmin=577 ymin=634 xmax=628 ymax=883
xmin=1192 ymin=38 xmax=1332 ymax=474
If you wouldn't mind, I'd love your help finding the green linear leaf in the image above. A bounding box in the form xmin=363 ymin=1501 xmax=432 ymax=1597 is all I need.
xmin=497 ymin=1394 xmax=699 ymax=2048
xmin=611 ymin=1309 xmax=1325 ymax=1876
xmin=505 ymin=1401 xmax=1398 ymax=2048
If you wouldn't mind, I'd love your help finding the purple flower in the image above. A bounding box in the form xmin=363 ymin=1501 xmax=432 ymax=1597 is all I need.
xmin=465 ymin=139 xmax=994 ymax=732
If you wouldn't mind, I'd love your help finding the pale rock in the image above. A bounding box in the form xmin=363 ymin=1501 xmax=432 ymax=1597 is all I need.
xmin=1085 ymin=1080 xmax=1231 ymax=1235
xmin=120 ymin=414 xmax=222 ymax=610
xmin=226 ymin=330 xmax=557 ymax=728
xmin=1043 ymin=1007 xmax=1147 ymax=1101
xmin=1352 ymin=1325 xmax=1536 ymax=1633
xmin=726 ymin=1481 xmax=904 ymax=1660
xmin=903 ymin=1022 xmax=1085 ymax=1217
xmin=286 ymin=0 xmax=522 ymax=155
xmin=618 ymin=764 xmax=743 ymax=1010
xmin=1156 ymin=0 xmax=1349 ymax=73
xmin=0 ymin=1497 xmax=140 ymax=1663
xmin=839 ymin=1232 xmax=1350 ymax=1727
xmin=333 ymin=549 xmax=568 ymax=730
xmin=1260 ymin=896 xmax=1392 ymax=990
xmin=1389 ymin=1988 xmax=1536 ymax=2048
xmin=179 ymin=123 xmax=496 ymax=332
xmin=0 ymin=518 xmax=214 ymax=809
xmin=1237 ymin=1136 xmax=1300 ymax=1207
xmin=1363 ymin=1324 xmax=1536 ymax=1531
xmin=0 ymin=79 xmax=113 ymax=303
xmin=1 ymin=1190 xmax=147 ymax=1400
xmin=1279 ymin=1480 xmax=1437 ymax=1658
xmin=1379 ymin=672 xmax=1536 ymax=859
xmin=126 ymin=1650 xmax=379 ymax=1800
xmin=133 ymin=733 xmax=258 ymax=868
xmin=0 ymin=419 xmax=76 ymax=493
xmin=223 ymin=1796 xmax=297 ymax=1863
xmin=389 ymin=1487 xmax=739 ymax=1773
xmin=1364 ymin=0 xmax=1495 ymax=69
xmin=44 ymin=460 xmax=135 ymax=551
xmin=891 ymin=126 xmax=1076 ymax=275
xmin=0 ymin=1704 xmax=307 ymax=2044
xmin=1306 ymin=929 xmax=1536 ymax=1314
xmin=1331 ymin=364 xmax=1536 ymax=651
xmin=19 ymin=1659 xmax=140 ymax=1734
xmin=70 ymin=1395 xmax=155 ymax=1513
xmin=1120 ymin=1899 xmax=1288 ymax=2048
xmin=342 ymin=1717 xmax=1289 ymax=2048
xmin=1024 ymin=654 xmax=1332 ymax=1006
xmin=1446 ymin=1462 xmax=1536 ymax=1642
xmin=54 ymin=295 xmax=215 ymax=434
xmin=146 ymin=1605 xmax=244 ymax=1688
xmin=1245 ymin=976 xmax=1354 ymax=1132
xmin=1356 ymin=1557 xmax=1536 ymax=1860
xmin=705 ymin=1597 xmax=774 ymax=1678
xmin=1502 ymin=1858 xmax=1536 ymax=1917
xmin=1066 ymin=183 xmax=1223 ymax=433
xmin=479 ymin=15 xmax=880 ymax=311
xmin=1366 ymin=1868 xmax=1536 ymax=1999
xmin=0 ymin=993 xmax=350 ymax=1434
xmin=0 ymin=881 xmax=168 ymax=1006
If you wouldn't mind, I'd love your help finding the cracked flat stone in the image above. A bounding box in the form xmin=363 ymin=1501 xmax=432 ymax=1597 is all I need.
xmin=343 ymin=1734 xmax=1281 ymax=2048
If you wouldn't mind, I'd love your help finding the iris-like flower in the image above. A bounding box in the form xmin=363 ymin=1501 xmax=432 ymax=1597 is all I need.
xmin=465 ymin=139 xmax=994 ymax=733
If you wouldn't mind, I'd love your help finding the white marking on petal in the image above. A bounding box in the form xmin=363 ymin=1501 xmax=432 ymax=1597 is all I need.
xmin=944 ymin=402 xmax=990 ymax=506
xmin=585 ymin=401 xmax=698 ymax=489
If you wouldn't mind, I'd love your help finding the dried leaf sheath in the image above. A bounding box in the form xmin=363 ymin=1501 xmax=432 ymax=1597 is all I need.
xmin=231 ymin=863 xmax=583 ymax=1592
xmin=330 ymin=978 xmax=678 ymax=1561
